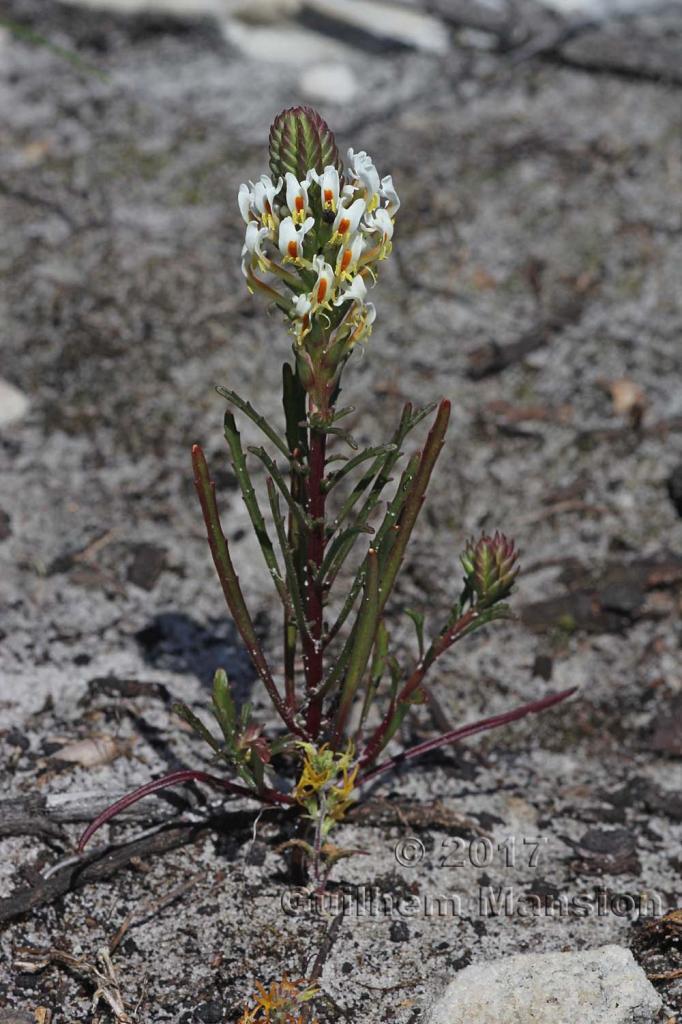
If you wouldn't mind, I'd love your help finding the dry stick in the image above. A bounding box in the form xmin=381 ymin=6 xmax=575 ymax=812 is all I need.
xmin=1 ymin=823 xmax=207 ymax=926
xmin=358 ymin=687 xmax=578 ymax=786
xmin=192 ymin=445 xmax=306 ymax=739
xmin=1 ymin=805 xmax=296 ymax=926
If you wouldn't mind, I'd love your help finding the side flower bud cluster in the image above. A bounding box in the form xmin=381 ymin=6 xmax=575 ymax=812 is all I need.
xmin=237 ymin=107 xmax=399 ymax=412
xmin=461 ymin=531 xmax=519 ymax=607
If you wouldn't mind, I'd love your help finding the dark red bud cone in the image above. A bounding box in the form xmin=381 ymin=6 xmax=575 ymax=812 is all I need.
xmin=269 ymin=106 xmax=343 ymax=182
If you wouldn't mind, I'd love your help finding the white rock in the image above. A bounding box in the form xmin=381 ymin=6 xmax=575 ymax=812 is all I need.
xmin=227 ymin=0 xmax=302 ymax=23
xmin=222 ymin=19 xmax=348 ymax=63
xmin=299 ymin=62 xmax=358 ymax=103
xmin=63 ymin=0 xmax=223 ymax=14
xmin=0 ymin=379 xmax=29 ymax=428
xmin=424 ymin=945 xmax=662 ymax=1024
xmin=304 ymin=0 xmax=450 ymax=54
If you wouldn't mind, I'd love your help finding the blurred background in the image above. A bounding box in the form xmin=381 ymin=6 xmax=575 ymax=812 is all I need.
xmin=1 ymin=0 xmax=680 ymax=700
xmin=1 ymin=0 xmax=682 ymax=1018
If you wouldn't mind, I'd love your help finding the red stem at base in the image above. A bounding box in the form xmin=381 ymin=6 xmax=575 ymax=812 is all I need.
xmin=77 ymin=769 xmax=295 ymax=852
xmin=358 ymin=687 xmax=578 ymax=784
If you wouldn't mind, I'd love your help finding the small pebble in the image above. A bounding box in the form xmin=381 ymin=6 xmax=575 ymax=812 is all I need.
xmin=0 ymin=379 xmax=29 ymax=428
xmin=300 ymin=62 xmax=359 ymax=104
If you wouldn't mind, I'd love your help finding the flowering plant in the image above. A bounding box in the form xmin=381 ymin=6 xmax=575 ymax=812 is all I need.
xmin=78 ymin=108 xmax=574 ymax=876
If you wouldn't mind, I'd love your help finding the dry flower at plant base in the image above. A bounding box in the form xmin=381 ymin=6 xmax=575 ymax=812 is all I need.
xmin=77 ymin=106 xmax=575 ymax=881
xmin=238 ymin=976 xmax=319 ymax=1024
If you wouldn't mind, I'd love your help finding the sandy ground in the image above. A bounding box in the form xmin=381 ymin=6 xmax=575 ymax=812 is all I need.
xmin=1 ymin=0 xmax=682 ymax=1020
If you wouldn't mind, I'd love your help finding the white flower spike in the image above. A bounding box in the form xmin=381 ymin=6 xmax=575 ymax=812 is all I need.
xmin=238 ymin=106 xmax=400 ymax=373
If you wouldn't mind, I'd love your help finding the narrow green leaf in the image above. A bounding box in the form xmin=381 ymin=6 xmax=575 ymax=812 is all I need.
xmin=224 ymin=411 xmax=292 ymax=615
xmin=216 ymin=386 xmax=289 ymax=458
xmin=323 ymin=444 xmax=398 ymax=494
xmin=192 ymin=445 xmax=305 ymax=738
xmin=282 ymin=362 xmax=308 ymax=456
xmin=249 ymin=445 xmax=312 ymax=534
xmin=331 ymin=547 xmax=381 ymax=745
xmin=405 ymin=609 xmax=426 ymax=660
xmin=212 ymin=668 xmax=236 ymax=741
xmin=267 ymin=478 xmax=312 ymax=644
xmin=377 ymin=400 xmax=451 ymax=615
xmin=359 ymin=620 xmax=389 ymax=727
xmin=318 ymin=523 xmax=374 ymax=585
xmin=173 ymin=702 xmax=223 ymax=756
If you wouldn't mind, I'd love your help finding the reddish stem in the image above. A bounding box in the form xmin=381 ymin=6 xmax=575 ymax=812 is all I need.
xmin=360 ymin=607 xmax=478 ymax=766
xmin=304 ymin=426 xmax=327 ymax=736
xmin=77 ymin=769 xmax=295 ymax=851
xmin=358 ymin=687 xmax=577 ymax=785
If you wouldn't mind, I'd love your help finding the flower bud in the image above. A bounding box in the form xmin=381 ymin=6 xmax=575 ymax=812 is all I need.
xmin=461 ymin=531 xmax=519 ymax=605
xmin=269 ymin=106 xmax=343 ymax=183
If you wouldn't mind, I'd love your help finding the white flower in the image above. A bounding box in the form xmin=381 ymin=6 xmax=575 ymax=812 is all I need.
xmin=241 ymin=222 xmax=269 ymax=277
xmin=364 ymin=207 xmax=394 ymax=244
xmin=334 ymin=273 xmax=367 ymax=306
xmin=291 ymin=292 xmax=312 ymax=343
xmin=285 ymin=172 xmax=310 ymax=225
xmin=347 ymin=149 xmax=381 ymax=204
xmin=242 ymin=221 xmax=269 ymax=258
xmin=380 ymin=175 xmax=400 ymax=217
xmin=332 ymin=197 xmax=366 ymax=243
xmin=253 ymin=174 xmax=282 ymax=230
xmin=292 ymin=293 xmax=312 ymax=317
xmin=311 ymin=255 xmax=335 ymax=310
xmin=349 ymin=301 xmax=377 ymax=347
xmin=278 ymin=215 xmax=315 ymax=262
xmin=335 ymin=233 xmax=365 ymax=281
xmin=238 ymin=182 xmax=254 ymax=224
xmin=316 ymin=165 xmax=341 ymax=213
